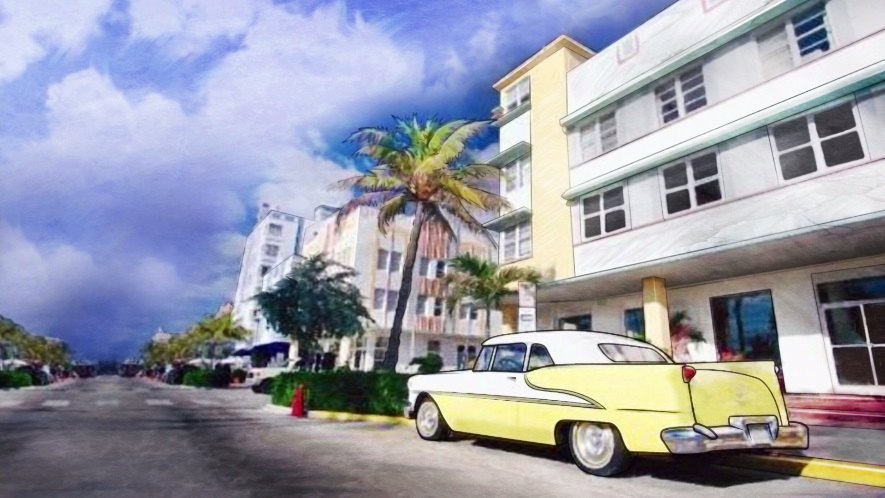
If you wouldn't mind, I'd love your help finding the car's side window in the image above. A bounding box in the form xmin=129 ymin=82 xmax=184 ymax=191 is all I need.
xmin=527 ymin=344 xmax=555 ymax=371
xmin=473 ymin=346 xmax=495 ymax=371
xmin=490 ymin=344 xmax=527 ymax=372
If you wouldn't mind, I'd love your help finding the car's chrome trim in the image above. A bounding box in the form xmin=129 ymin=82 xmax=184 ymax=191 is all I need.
xmin=661 ymin=422 xmax=808 ymax=454
xmin=523 ymin=378 xmax=605 ymax=409
xmin=426 ymin=390 xmax=600 ymax=409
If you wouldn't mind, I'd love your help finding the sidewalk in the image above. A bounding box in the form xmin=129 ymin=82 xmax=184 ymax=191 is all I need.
xmin=781 ymin=426 xmax=884 ymax=466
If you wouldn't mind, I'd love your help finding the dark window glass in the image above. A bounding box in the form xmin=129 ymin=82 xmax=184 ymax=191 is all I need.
xmin=865 ymin=303 xmax=885 ymax=344
xmin=824 ymin=307 xmax=866 ymax=345
xmin=692 ymin=154 xmax=718 ymax=180
xmin=832 ymin=347 xmax=875 ymax=385
xmin=624 ymin=308 xmax=645 ymax=340
xmin=711 ymin=290 xmax=781 ymax=364
xmin=798 ymin=28 xmax=830 ymax=56
xmin=473 ymin=346 xmax=494 ymax=371
xmin=822 ymin=133 xmax=864 ymax=166
xmin=663 ymin=164 xmax=688 ymax=188
xmin=558 ymin=314 xmax=592 ymax=331
xmin=604 ymin=210 xmax=626 ymax=232
xmin=666 ymin=190 xmax=691 ymax=214
xmin=583 ymin=195 xmax=600 ymax=215
xmin=695 ymin=181 xmax=722 ymax=206
xmin=815 ymin=103 xmax=856 ymax=137
xmin=685 ymin=96 xmax=707 ymax=113
xmin=818 ymin=276 xmax=885 ymax=303
xmin=780 ymin=147 xmax=817 ymax=180
xmin=603 ymin=187 xmax=624 ymax=209
xmin=490 ymin=344 xmax=527 ymax=372
xmin=772 ymin=118 xmax=810 ymax=150
xmin=527 ymin=344 xmax=555 ymax=371
xmin=584 ymin=216 xmax=601 ymax=238
xmin=874 ymin=348 xmax=885 ymax=383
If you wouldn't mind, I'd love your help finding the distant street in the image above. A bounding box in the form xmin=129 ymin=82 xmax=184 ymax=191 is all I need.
xmin=0 ymin=378 xmax=877 ymax=497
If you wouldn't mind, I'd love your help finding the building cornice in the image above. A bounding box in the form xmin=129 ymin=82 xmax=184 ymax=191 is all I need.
xmin=483 ymin=207 xmax=532 ymax=232
xmin=493 ymin=35 xmax=594 ymax=92
xmin=488 ymin=141 xmax=531 ymax=168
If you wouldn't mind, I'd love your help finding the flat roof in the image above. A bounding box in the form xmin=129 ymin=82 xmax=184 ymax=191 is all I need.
xmin=492 ymin=35 xmax=594 ymax=92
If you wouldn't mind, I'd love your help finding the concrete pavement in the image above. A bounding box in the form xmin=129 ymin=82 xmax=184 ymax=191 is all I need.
xmin=0 ymin=377 xmax=879 ymax=497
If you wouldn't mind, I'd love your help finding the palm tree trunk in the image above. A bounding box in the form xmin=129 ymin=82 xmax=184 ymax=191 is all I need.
xmin=485 ymin=304 xmax=492 ymax=338
xmin=382 ymin=204 xmax=426 ymax=371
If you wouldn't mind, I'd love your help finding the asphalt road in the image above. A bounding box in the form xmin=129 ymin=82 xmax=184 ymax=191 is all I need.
xmin=0 ymin=377 xmax=878 ymax=497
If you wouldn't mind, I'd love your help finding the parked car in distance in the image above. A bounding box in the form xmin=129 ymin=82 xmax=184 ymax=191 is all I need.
xmin=248 ymin=359 xmax=299 ymax=394
xmin=406 ymin=330 xmax=808 ymax=477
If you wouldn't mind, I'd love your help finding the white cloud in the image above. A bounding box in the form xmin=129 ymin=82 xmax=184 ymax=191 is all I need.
xmin=0 ymin=0 xmax=111 ymax=83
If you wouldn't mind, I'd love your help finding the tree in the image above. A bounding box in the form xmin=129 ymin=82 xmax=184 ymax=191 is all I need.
xmin=255 ymin=255 xmax=372 ymax=358
xmin=191 ymin=314 xmax=250 ymax=364
xmin=444 ymin=253 xmax=541 ymax=340
xmin=337 ymin=117 xmax=506 ymax=370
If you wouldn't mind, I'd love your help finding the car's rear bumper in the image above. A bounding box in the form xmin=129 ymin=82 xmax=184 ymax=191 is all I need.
xmin=661 ymin=416 xmax=808 ymax=454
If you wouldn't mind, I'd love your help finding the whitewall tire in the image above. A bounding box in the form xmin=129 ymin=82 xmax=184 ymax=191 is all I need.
xmin=569 ymin=422 xmax=633 ymax=476
xmin=415 ymin=397 xmax=449 ymax=441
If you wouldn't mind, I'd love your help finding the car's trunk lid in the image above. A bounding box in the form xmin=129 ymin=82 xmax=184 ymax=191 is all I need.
xmin=687 ymin=361 xmax=788 ymax=427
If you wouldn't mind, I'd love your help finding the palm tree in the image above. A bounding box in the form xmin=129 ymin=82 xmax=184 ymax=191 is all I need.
xmin=337 ymin=117 xmax=506 ymax=370
xmin=192 ymin=315 xmax=250 ymax=366
xmin=444 ymin=253 xmax=541 ymax=338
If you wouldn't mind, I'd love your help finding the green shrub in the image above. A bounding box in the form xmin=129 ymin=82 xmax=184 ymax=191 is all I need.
xmin=410 ymin=353 xmax=443 ymax=374
xmin=182 ymin=369 xmax=230 ymax=388
xmin=0 ymin=371 xmax=33 ymax=389
xmin=271 ymin=371 xmax=409 ymax=416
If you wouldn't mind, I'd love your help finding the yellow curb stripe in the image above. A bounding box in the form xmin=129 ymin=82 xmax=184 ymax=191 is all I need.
xmin=308 ymin=410 xmax=413 ymax=427
xmin=721 ymin=454 xmax=885 ymax=488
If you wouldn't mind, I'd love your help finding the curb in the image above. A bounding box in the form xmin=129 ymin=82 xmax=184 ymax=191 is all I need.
xmin=261 ymin=404 xmax=412 ymax=426
xmin=718 ymin=453 xmax=885 ymax=488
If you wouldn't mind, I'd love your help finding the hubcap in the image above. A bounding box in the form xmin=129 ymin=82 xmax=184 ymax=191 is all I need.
xmin=416 ymin=401 xmax=439 ymax=438
xmin=571 ymin=423 xmax=615 ymax=469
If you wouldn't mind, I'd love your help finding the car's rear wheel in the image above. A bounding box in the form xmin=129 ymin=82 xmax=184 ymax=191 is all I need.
xmin=569 ymin=422 xmax=633 ymax=476
xmin=415 ymin=397 xmax=449 ymax=441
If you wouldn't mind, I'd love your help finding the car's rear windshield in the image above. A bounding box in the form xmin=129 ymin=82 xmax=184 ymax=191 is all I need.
xmin=598 ymin=343 xmax=669 ymax=363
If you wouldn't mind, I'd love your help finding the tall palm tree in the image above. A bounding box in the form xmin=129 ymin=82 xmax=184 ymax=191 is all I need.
xmin=444 ymin=253 xmax=541 ymax=338
xmin=192 ymin=314 xmax=250 ymax=365
xmin=337 ymin=117 xmax=506 ymax=370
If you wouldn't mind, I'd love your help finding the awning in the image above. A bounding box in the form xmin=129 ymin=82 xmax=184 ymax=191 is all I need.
xmin=250 ymin=341 xmax=291 ymax=355
xmin=488 ymin=141 xmax=531 ymax=168
xmin=483 ymin=207 xmax=532 ymax=232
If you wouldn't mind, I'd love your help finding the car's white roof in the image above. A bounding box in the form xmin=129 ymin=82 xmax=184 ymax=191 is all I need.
xmin=482 ymin=330 xmax=671 ymax=364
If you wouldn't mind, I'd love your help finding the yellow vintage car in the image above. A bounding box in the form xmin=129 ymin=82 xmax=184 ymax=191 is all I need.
xmin=406 ymin=330 xmax=808 ymax=476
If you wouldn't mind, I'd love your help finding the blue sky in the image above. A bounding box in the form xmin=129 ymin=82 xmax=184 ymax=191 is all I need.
xmin=0 ymin=0 xmax=674 ymax=359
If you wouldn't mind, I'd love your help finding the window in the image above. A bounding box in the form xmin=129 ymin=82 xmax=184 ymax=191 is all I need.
xmin=419 ymin=257 xmax=429 ymax=277
xmin=655 ymin=66 xmax=706 ymax=124
xmin=433 ymin=298 xmax=444 ymax=317
xmin=434 ymin=260 xmax=446 ymax=279
xmin=459 ymin=304 xmax=469 ymax=319
xmin=771 ymin=101 xmax=865 ymax=182
xmin=374 ymin=337 xmax=388 ymax=365
xmin=264 ymin=244 xmax=280 ymax=257
xmin=661 ymin=152 xmax=722 ymax=215
xmin=267 ymin=223 xmax=283 ymax=236
xmin=503 ymin=77 xmax=530 ymax=112
xmin=579 ymin=111 xmax=618 ymax=161
xmin=389 ymin=251 xmax=402 ymax=272
xmin=386 ymin=290 xmax=398 ymax=312
xmin=624 ymin=308 xmax=645 ymax=340
xmin=427 ymin=340 xmax=441 ymax=355
xmin=527 ymin=344 xmax=555 ymax=371
xmin=757 ymin=4 xmax=831 ymax=80
xmin=502 ymin=221 xmax=532 ymax=262
xmin=490 ymin=344 xmax=527 ymax=372
xmin=377 ymin=249 xmax=389 ymax=270
xmin=502 ymin=156 xmax=531 ymax=193
xmin=581 ymin=185 xmax=627 ymax=239
xmin=711 ymin=290 xmax=781 ymax=364
xmin=259 ymin=265 xmax=270 ymax=276
xmin=558 ymin=314 xmax=592 ymax=331
xmin=599 ymin=344 xmax=668 ymax=363
xmin=416 ymin=295 xmax=428 ymax=316
xmin=373 ymin=288 xmax=385 ymax=310
xmin=474 ymin=346 xmax=494 ymax=371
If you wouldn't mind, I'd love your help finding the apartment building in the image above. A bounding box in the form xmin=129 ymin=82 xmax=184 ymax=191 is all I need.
xmin=302 ymin=205 xmax=498 ymax=372
xmin=487 ymin=0 xmax=885 ymax=398
xmin=231 ymin=203 xmax=308 ymax=363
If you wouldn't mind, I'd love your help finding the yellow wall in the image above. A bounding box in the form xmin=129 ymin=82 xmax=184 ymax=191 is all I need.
xmin=500 ymin=47 xmax=585 ymax=282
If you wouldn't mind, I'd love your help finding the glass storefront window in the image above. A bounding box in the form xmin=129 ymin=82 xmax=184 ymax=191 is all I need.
xmin=710 ymin=290 xmax=781 ymax=364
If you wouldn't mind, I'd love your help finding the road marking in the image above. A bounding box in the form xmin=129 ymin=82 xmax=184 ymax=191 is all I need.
xmin=41 ymin=400 xmax=70 ymax=408
xmin=0 ymin=400 xmax=22 ymax=408
xmin=96 ymin=399 xmax=119 ymax=407
xmin=146 ymin=399 xmax=173 ymax=406
xmin=191 ymin=399 xmax=220 ymax=406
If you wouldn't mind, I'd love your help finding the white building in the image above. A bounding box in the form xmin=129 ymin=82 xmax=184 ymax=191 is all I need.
xmin=231 ymin=203 xmax=308 ymax=363
xmin=525 ymin=0 xmax=885 ymax=397
xmin=301 ymin=205 xmax=499 ymax=372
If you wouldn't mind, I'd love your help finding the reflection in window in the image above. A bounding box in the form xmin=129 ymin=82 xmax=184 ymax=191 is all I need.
xmin=473 ymin=346 xmax=494 ymax=371
xmin=527 ymin=344 xmax=555 ymax=370
xmin=599 ymin=344 xmax=667 ymax=363
xmin=711 ymin=290 xmax=781 ymax=364
xmin=624 ymin=308 xmax=645 ymax=340
xmin=490 ymin=344 xmax=526 ymax=372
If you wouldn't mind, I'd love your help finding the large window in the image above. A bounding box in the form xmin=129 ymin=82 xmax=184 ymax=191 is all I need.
xmin=770 ymin=101 xmax=866 ymax=182
xmin=661 ymin=152 xmax=722 ymax=215
xmin=757 ymin=3 xmax=831 ymax=79
xmin=581 ymin=185 xmax=627 ymax=239
xmin=654 ymin=66 xmax=706 ymax=124
xmin=624 ymin=308 xmax=645 ymax=340
xmin=558 ymin=314 xmax=592 ymax=331
xmin=579 ymin=111 xmax=618 ymax=161
xmin=502 ymin=221 xmax=531 ymax=262
xmin=503 ymin=77 xmax=530 ymax=112
xmin=710 ymin=290 xmax=781 ymax=364
xmin=502 ymin=156 xmax=531 ymax=193
xmin=490 ymin=344 xmax=527 ymax=372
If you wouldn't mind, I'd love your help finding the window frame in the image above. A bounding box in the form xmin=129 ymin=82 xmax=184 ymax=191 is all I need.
xmin=578 ymin=110 xmax=618 ymax=162
xmin=658 ymin=148 xmax=724 ymax=218
xmin=263 ymin=244 xmax=280 ymax=257
xmin=503 ymin=77 xmax=531 ymax=112
xmin=501 ymin=155 xmax=531 ymax=194
xmin=580 ymin=183 xmax=630 ymax=241
xmin=488 ymin=343 xmax=529 ymax=373
xmin=376 ymin=249 xmax=389 ymax=271
xmin=755 ymin=3 xmax=833 ymax=80
xmin=527 ymin=343 xmax=555 ymax=371
xmin=267 ymin=223 xmax=283 ymax=236
xmin=501 ymin=221 xmax=532 ymax=262
xmin=768 ymin=96 xmax=868 ymax=185
xmin=654 ymin=65 xmax=707 ymax=125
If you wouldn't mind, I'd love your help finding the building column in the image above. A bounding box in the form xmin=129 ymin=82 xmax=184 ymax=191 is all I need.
xmin=642 ymin=276 xmax=671 ymax=356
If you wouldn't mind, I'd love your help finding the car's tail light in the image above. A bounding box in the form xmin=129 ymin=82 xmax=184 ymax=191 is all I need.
xmin=682 ymin=365 xmax=697 ymax=383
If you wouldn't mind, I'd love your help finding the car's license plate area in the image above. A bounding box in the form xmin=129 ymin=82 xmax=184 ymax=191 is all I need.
xmin=747 ymin=423 xmax=773 ymax=445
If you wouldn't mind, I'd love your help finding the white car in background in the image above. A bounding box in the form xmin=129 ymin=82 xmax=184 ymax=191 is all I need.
xmin=247 ymin=359 xmax=299 ymax=393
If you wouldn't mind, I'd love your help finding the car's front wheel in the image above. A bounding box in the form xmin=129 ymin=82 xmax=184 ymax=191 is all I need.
xmin=415 ymin=397 xmax=449 ymax=441
xmin=569 ymin=422 xmax=633 ymax=476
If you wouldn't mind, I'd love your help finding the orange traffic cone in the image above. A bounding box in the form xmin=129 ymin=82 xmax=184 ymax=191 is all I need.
xmin=291 ymin=384 xmax=307 ymax=418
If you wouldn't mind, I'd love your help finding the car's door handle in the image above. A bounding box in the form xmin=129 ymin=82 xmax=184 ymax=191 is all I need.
xmin=507 ymin=376 xmax=517 ymax=381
